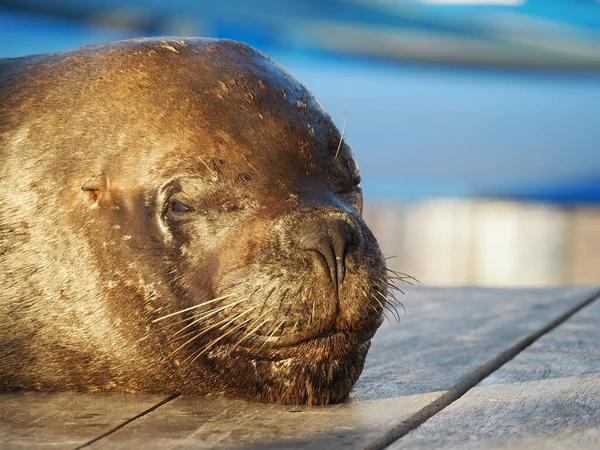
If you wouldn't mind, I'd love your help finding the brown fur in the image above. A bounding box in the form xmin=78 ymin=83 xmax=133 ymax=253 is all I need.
xmin=0 ymin=38 xmax=386 ymax=405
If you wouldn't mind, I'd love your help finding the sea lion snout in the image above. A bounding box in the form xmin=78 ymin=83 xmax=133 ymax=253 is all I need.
xmin=294 ymin=217 xmax=356 ymax=294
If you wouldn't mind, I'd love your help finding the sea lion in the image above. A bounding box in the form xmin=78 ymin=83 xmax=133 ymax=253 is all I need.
xmin=0 ymin=37 xmax=389 ymax=405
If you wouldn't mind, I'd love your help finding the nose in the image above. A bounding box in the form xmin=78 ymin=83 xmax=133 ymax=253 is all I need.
xmin=295 ymin=218 xmax=356 ymax=294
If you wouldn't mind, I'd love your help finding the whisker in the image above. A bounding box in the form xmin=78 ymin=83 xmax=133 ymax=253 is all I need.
xmin=166 ymin=306 xmax=255 ymax=358
xmin=188 ymin=314 xmax=257 ymax=364
xmin=388 ymin=283 xmax=407 ymax=294
xmin=334 ymin=106 xmax=347 ymax=159
xmin=259 ymin=317 xmax=286 ymax=351
xmin=386 ymin=287 xmax=405 ymax=305
xmin=374 ymin=275 xmax=408 ymax=294
xmin=152 ymin=293 xmax=235 ymax=323
xmin=171 ymin=307 xmax=248 ymax=343
xmin=170 ymin=327 xmax=203 ymax=343
xmin=226 ymin=308 xmax=274 ymax=355
xmin=384 ymin=297 xmax=400 ymax=320
xmin=371 ymin=292 xmax=390 ymax=319
xmin=386 ymin=268 xmax=420 ymax=284
xmin=383 ymin=276 xmax=409 ymax=289
xmin=387 ymin=291 xmax=406 ymax=314
xmin=372 ymin=290 xmax=400 ymax=322
xmin=172 ymin=297 xmax=250 ymax=337
xmin=167 ymin=319 xmax=230 ymax=358
xmin=391 ymin=276 xmax=414 ymax=287
xmin=224 ymin=289 xmax=279 ymax=356
xmin=382 ymin=309 xmax=391 ymax=324
xmin=387 ymin=276 xmax=414 ymax=287
xmin=368 ymin=302 xmax=381 ymax=317
xmin=385 ymin=304 xmax=400 ymax=323
xmin=157 ymin=315 xmax=194 ymax=330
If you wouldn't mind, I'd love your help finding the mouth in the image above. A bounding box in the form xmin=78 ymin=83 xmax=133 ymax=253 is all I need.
xmin=223 ymin=316 xmax=383 ymax=359
xmin=250 ymin=327 xmax=378 ymax=349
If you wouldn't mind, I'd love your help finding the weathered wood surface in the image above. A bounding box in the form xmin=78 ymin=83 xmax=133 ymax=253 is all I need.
xmin=0 ymin=287 xmax=598 ymax=450
xmin=354 ymin=287 xmax=598 ymax=401
xmin=0 ymin=392 xmax=169 ymax=450
xmin=392 ymin=291 xmax=600 ymax=449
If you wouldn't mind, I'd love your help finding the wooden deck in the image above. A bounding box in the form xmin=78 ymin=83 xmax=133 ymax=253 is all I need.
xmin=2 ymin=287 xmax=599 ymax=449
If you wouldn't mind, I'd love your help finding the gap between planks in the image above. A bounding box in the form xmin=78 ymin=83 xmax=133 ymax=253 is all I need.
xmin=74 ymin=393 xmax=180 ymax=450
xmin=362 ymin=288 xmax=600 ymax=450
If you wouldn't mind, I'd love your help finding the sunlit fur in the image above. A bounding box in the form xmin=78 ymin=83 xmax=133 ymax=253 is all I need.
xmin=0 ymin=37 xmax=408 ymax=405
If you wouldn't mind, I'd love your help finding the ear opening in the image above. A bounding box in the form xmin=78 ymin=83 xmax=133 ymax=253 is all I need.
xmin=81 ymin=174 xmax=108 ymax=203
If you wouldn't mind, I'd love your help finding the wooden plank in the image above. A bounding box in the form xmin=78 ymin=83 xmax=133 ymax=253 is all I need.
xmin=391 ymin=292 xmax=600 ymax=449
xmin=355 ymin=287 xmax=598 ymax=400
xmin=0 ymin=392 xmax=170 ymax=449
xmin=79 ymin=287 xmax=598 ymax=449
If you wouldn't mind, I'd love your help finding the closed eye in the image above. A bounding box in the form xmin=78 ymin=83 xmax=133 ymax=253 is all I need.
xmin=170 ymin=199 xmax=194 ymax=215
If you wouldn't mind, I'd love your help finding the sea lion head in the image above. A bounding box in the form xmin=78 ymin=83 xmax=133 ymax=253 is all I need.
xmin=10 ymin=38 xmax=388 ymax=405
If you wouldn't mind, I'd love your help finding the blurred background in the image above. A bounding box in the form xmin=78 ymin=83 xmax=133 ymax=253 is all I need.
xmin=1 ymin=0 xmax=599 ymax=286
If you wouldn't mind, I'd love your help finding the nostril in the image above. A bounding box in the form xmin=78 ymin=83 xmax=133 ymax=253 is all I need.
xmin=306 ymin=246 xmax=338 ymax=292
xmin=295 ymin=218 xmax=355 ymax=293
